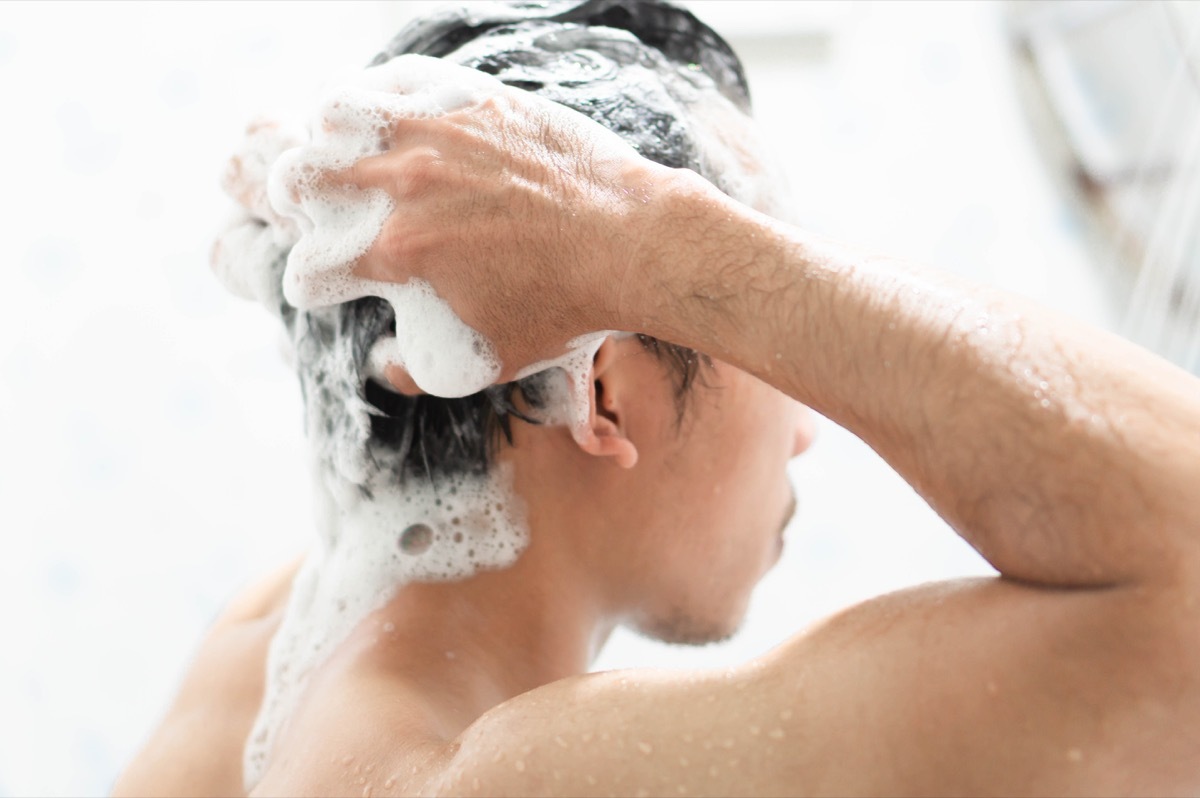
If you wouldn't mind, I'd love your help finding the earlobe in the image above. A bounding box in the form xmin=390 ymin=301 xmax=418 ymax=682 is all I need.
xmin=575 ymin=423 xmax=639 ymax=469
xmin=573 ymin=338 xmax=639 ymax=469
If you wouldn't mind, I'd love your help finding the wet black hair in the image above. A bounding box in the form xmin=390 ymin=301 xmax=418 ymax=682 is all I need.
xmin=286 ymin=0 xmax=758 ymax=489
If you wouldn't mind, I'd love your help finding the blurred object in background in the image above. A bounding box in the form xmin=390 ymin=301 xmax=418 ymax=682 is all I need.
xmin=1008 ymin=0 xmax=1200 ymax=372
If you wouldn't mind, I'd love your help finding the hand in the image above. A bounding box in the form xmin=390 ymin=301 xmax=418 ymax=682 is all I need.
xmin=283 ymin=58 xmax=675 ymax=386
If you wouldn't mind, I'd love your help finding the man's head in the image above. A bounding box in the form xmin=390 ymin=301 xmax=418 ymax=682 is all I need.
xmin=259 ymin=0 xmax=812 ymax=645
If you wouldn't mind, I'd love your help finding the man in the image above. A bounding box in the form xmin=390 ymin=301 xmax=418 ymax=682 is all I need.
xmin=118 ymin=3 xmax=811 ymax=795
xmin=119 ymin=1 xmax=1200 ymax=795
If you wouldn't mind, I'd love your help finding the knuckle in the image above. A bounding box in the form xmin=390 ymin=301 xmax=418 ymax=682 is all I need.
xmin=398 ymin=147 xmax=444 ymax=188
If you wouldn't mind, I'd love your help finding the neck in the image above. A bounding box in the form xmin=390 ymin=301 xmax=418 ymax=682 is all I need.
xmin=362 ymin=514 xmax=613 ymax=739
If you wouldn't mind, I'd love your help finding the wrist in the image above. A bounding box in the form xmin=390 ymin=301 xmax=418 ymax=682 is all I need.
xmin=615 ymin=166 xmax=726 ymax=341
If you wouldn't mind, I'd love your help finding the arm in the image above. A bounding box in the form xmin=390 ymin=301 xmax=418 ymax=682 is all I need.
xmin=342 ymin=90 xmax=1200 ymax=591
xmin=628 ymin=172 xmax=1200 ymax=590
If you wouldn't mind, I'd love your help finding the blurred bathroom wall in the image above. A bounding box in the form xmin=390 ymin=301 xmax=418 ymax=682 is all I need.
xmin=0 ymin=2 xmax=1142 ymax=794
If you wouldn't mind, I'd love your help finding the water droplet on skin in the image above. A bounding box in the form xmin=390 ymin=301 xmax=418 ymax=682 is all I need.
xmin=729 ymin=759 xmax=740 ymax=768
xmin=364 ymin=763 xmax=374 ymax=774
xmin=681 ymin=733 xmax=693 ymax=744
xmin=1040 ymin=399 xmax=1051 ymax=408
xmin=342 ymin=754 xmax=355 ymax=765
xmin=362 ymin=786 xmax=373 ymax=798
xmin=677 ymin=786 xmax=688 ymax=795
xmin=399 ymin=523 xmax=434 ymax=554
xmin=1066 ymin=748 xmax=1083 ymax=762
xmin=599 ymin=731 xmax=610 ymax=742
xmin=472 ymin=777 xmax=481 ymax=790
xmin=554 ymin=735 xmax=569 ymax=749
xmin=722 ymin=738 xmax=735 ymax=749
xmin=636 ymin=789 xmax=649 ymax=798
xmin=383 ymin=778 xmax=395 ymax=789
xmin=492 ymin=751 xmax=505 ymax=763
xmin=768 ymin=728 xmax=785 ymax=740
xmin=749 ymin=725 xmax=761 ymax=736
xmin=515 ymin=760 xmax=526 ymax=773
xmin=708 ymin=765 xmax=719 ymax=778
xmin=582 ymin=731 xmax=594 ymax=743
xmin=779 ymin=709 xmax=793 ymax=721
xmin=637 ymin=741 xmax=653 ymax=755
xmin=702 ymin=740 xmax=714 ymax=751
xmin=382 ymin=622 xmax=395 ymax=633
xmin=986 ymin=680 xmax=998 ymax=695
xmin=679 ymin=756 xmax=689 ymax=766
xmin=445 ymin=650 xmax=457 ymax=660
xmin=585 ymin=775 xmax=597 ymax=786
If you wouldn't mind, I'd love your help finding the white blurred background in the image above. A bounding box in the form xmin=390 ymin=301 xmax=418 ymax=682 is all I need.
xmin=0 ymin=2 xmax=1195 ymax=795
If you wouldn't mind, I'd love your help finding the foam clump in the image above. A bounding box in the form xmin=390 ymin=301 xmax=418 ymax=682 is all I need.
xmin=267 ymin=54 xmax=519 ymax=399
xmin=244 ymin=464 xmax=528 ymax=788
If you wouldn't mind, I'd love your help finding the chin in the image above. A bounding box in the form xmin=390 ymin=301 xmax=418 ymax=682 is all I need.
xmin=628 ymin=606 xmax=746 ymax=647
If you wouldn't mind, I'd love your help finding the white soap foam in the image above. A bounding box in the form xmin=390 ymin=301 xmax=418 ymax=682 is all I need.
xmin=244 ymin=463 xmax=528 ymax=789
xmin=514 ymin=332 xmax=610 ymax=444
xmin=364 ymin=277 xmax=502 ymax=399
xmin=211 ymin=212 xmax=289 ymax=310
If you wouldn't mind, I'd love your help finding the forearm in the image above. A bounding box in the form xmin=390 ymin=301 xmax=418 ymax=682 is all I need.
xmin=631 ymin=171 xmax=1200 ymax=587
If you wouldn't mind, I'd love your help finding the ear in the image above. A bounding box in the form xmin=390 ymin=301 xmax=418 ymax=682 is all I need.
xmin=573 ymin=337 xmax=639 ymax=469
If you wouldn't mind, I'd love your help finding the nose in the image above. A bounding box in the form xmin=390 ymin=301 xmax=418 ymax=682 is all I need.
xmin=792 ymin=407 xmax=817 ymax=458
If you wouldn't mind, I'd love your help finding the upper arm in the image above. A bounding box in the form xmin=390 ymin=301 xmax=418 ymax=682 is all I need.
xmin=434 ymin=576 xmax=1200 ymax=797
xmin=776 ymin=577 xmax=1200 ymax=795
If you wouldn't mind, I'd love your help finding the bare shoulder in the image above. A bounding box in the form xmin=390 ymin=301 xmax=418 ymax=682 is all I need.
xmin=113 ymin=558 xmax=302 ymax=798
xmin=430 ymin=661 xmax=797 ymax=797
xmin=432 ymin=576 xmax=1200 ymax=797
